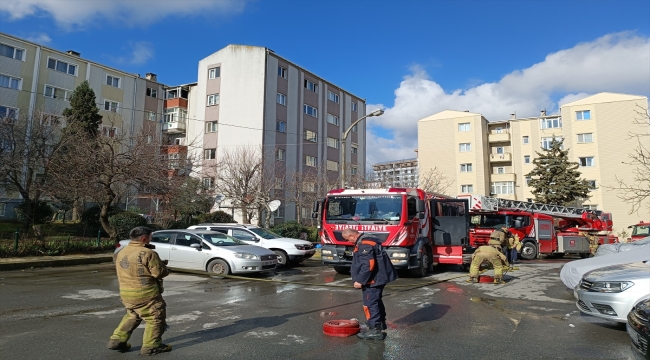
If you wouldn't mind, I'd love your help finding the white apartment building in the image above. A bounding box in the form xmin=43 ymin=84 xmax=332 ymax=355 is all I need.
xmin=372 ymin=158 xmax=418 ymax=187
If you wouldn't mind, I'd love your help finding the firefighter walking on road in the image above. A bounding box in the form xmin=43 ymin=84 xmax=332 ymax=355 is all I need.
xmin=107 ymin=226 xmax=172 ymax=356
xmin=343 ymin=228 xmax=397 ymax=341
xmin=467 ymin=239 xmax=510 ymax=284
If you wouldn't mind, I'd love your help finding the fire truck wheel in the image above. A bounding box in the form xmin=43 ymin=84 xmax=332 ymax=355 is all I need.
xmin=519 ymin=242 xmax=538 ymax=260
xmin=410 ymin=251 xmax=429 ymax=278
xmin=334 ymin=266 xmax=350 ymax=275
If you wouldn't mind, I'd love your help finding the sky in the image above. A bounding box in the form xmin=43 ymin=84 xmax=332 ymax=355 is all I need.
xmin=1 ymin=0 xmax=649 ymax=165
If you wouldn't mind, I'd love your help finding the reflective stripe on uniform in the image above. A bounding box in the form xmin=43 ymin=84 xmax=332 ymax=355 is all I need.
xmin=120 ymin=285 xmax=160 ymax=304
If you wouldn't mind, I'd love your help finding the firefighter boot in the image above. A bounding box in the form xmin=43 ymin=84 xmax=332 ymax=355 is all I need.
xmin=493 ymin=277 xmax=506 ymax=285
xmin=357 ymin=325 xmax=385 ymax=340
xmin=466 ymin=277 xmax=478 ymax=283
xmin=140 ymin=344 xmax=172 ymax=356
xmin=106 ymin=340 xmax=131 ymax=352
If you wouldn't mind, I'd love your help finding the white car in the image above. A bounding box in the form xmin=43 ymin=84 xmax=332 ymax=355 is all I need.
xmin=114 ymin=230 xmax=278 ymax=275
xmin=187 ymin=224 xmax=315 ymax=266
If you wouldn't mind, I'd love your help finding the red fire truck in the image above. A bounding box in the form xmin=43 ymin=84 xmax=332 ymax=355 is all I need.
xmin=313 ymin=187 xmax=471 ymax=277
xmin=457 ymin=194 xmax=618 ymax=259
xmin=628 ymin=221 xmax=649 ymax=242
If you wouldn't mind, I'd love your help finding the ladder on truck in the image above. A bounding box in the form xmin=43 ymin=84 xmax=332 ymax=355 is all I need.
xmin=457 ymin=194 xmax=601 ymax=219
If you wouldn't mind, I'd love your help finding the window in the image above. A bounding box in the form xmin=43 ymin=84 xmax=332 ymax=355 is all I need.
xmin=277 ymin=93 xmax=286 ymax=105
xmin=583 ymin=204 xmax=598 ymax=210
xmin=495 ymin=147 xmax=504 ymax=154
xmin=0 ymin=43 xmax=25 ymax=61
xmin=278 ymin=66 xmax=287 ymax=78
xmin=351 ymin=144 xmax=358 ymax=154
xmin=0 ymin=74 xmax=21 ymax=90
xmin=304 ymin=129 xmax=317 ymax=142
xmin=151 ymin=233 xmax=172 ymax=244
xmin=460 ymin=163 xmax=472 ymax=173
xmin=327 ymin=113 xmax=339 ymax=126
xmin=525 ymin=177 xmax=532 ymax=186
xmin=577 ymin=133 xmax=593 ymax=143
xmin=304 ymin=104 xmax=318 ymax=117
xmin=47 ymin=58 xmax=77 ymax=75
xmin=304 ymin=79 xmax=318 ymax=93
xmin=351 ymin=102 xmax=357 ymax=112
xmin=101 ymin=125 xmax=117 ymax=138
xmin=146 ymin=87 xmax=157 ymax=98
xmin=175 ymin=234 xmax=203 ymax=247
xmin=303 ymin=182 xmax=316 ymax=192
xmin=540 ymin=117 xmax=562 ymax=129
xmin=351 ymin=124 xmax=358 ymax=133
xmin=272 ymin=206 xmax=285 ymax=218
xmin=541 ymin=136 xmax=563 ymax=150
xmin=351 ymin=166 xmax=358 ymax=175
xmin=576 ymin=110 xmax=591 ymax=120
xmin=458 ymin=123 xmax=470 ymax=132
xmin=204 ymin=148 xmax=216 ymax=160
xmin=0 ymin=203 xmax=5 ymax=217
xmin=327 ymin=160 xmax=338 ymax=171
xmin=145 ymin=111 xmax=156 ymax=122
xmin=522 ymin=136 xmax=529 ymax=144
xmin=206 ymin=121 xmax=218 ymax=133
xmin=491 ymin=181 xmax=514 ymax=195
xmin=494 ymin=127 xmax=504 ymax=134
xmin=207 ymin=94 xmax=219 ymax=106
xmin=147 ymin=135 xmax=153 ymax=144
xmin=103 ymin=100 xmax=119 ymax=112
xmin=202 ymin=177 xmax=214 ymax=188
xmin=208 ymin=67 xmax=220 ymax=79
xmin=524 ymin=155 xmax=530 ymax=164
xmin=327 ymin=137 xmax=339 ymax=149
xmin=327 ymin=91 xmax=340 ymax=103
xmin=106 ymin=75 xmax=120 ymax=88
xmin=275 ymin=177 xmax=284 ymax=190
xmin=276 ymin=120 xmax=286 ymax=133
xmin=44 ymin=85 xmax=70 ymax=100
xmin=496 ymin=167 xmax=505 ymax=174
xmin=0 ymin=105 xmax=18 ymax=121
xmin=461 ymin=185 xmax=474 ymax=193
xmin=164 ymin=107 xmax=187 ymax=123
xmin=275 ymin=148 xmax=285 ymax=161
xmin=587 ymin=180 xmax=597 ymax=189
xmin=41 ymin=114 xmax=61 ymax=126
xmin=459 ymin=143 xmax=471 ymax=152
xmin=304 ymin=155 xmax=317 ymax=167
xmin=579 ymin=157 xmax=595 ymax=167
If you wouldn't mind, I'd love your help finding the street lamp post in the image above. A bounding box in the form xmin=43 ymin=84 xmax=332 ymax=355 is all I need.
xmin=340 ymin=109 xmax=384 ymax=188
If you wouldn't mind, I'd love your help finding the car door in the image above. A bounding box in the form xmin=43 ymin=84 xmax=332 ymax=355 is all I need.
xmin=151 ymin=232 xmax=173 ymax=262
xmin=169 ymin=233 xmax=205 ymax=270
xmin=231 ymin=229 xmax=258 ymax=245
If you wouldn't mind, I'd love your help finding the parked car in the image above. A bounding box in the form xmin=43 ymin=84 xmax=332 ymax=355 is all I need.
xmin=627 ymin=297 xmax=650 ymax=358
xmin=574 ymin=261 xmax=650 ymax=323
xmin=187 ymin=224 xmax=315 ymax=266
xmin=114 ymin=230 xmax=278 ymax=275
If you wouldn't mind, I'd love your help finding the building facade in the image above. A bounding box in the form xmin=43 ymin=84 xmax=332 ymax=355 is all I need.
xmin=417 ymin=93 xmax=650 ymax=232
xmin=372 ymin=158 xmax=418 ymax=187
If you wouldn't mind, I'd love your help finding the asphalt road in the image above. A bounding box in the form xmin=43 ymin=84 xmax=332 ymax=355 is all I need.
xmin=0 ymin=259 xmax=643 ymax=360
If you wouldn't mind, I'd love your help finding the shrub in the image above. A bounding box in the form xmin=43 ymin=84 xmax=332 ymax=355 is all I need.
xmin=196 ymin=211 xmax=236 ymax=224
xmin=15 ymin=201 xmax=54 ymax=225
xmin=270 ymin=221 xmax=308 ymax=240
xmin=109 ymin=212 xmax=148 ymax=240
xmin=81 ymin=206 xmax=123 ymax=235
xmin=307 ymin=226 xmax=319 ymax=242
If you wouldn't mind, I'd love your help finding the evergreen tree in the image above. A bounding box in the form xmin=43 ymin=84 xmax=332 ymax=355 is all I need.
xmin=525 ymin=139 xmax=591 ymax=205
xmin=62 ymin=81 xmax=102 ymax=137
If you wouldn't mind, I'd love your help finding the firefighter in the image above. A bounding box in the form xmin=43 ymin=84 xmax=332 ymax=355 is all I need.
xmin=506 ymin=229 xmax=523 ymax=266
xmin=343 ymin=228 xmax=397 ymax=341
xmin=491 ymin=226 xmax=517 ymax=266
xmin=467 ymin=239 xmax=510 ymax=284
xmin=107 ymin=226 xmax=172 ymax=356
xmin=580 ymin=231 xmax=600 ymax=256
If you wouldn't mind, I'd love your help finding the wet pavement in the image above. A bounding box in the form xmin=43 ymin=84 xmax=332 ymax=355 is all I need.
xmin=0 ymin=259 xmax=643 ymax=360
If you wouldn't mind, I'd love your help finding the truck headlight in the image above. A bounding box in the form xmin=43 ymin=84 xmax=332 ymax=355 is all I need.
xmin=589 ymin=281 xmax=634 ymax=293
xmin=392 ymin=253 xmax=407 ymax=258
xmin=321 ymin=250 xmax=332 ymax=255
xmin=234 ymin=252 xmax=260 ymax=260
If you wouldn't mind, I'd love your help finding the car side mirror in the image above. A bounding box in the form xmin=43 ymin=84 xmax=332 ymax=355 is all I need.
xmin=416 ymin=199 xmax=425 ymax=213
xmin=418 ymin=212 xmax=425 ymax=220
xmin=190 ymin=243 xmax=201 ymax=250
xmin=311 ymin=212 xmax=318 ymax=219
xmin=250 ymin=237 xmax=259 ymax=242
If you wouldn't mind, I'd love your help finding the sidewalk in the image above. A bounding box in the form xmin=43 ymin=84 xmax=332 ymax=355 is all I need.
xmin=0 ymin=252 xmax=113 ymax=271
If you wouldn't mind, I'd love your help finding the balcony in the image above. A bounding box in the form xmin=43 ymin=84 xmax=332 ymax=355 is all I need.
xmin=489 ymin=153 xmax=512 ymax=162
xmin=488 ymin=132 xmax=511 ymax=143
xmin=162 ymin=121 xmax=186 ymax=133
xmin=491 ymin=172 xmax=516 ymax=182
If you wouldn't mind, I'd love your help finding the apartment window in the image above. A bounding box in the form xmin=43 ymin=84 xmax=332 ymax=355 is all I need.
xmin=579 ymin=157 xmax=595 ymax=167
xmin=576 ymin=110 xmax=591 ymax=120
xmin=327 ymin=91 xmax=340 ymax=103
xmin=327 ymin=160 xmax=338 ymax=171
xmin=206 ymin=121 xmax=218 ymax=133
xmin=351 ymin=102 xmax=358 ymax=112
xmin=461 ymin=185 xmax=473 ymax=193
xmin=304 ymin=155 xmax=317 ymax=167
xmin=524 ymin=155 xmax=530 ymax=164
xmin=0 ymin=105 xmax=19 ymax=121
xmin=496 ymin=167 xmax=505 ymax=174
xmin=146 ymin=87 xmax=157 ymax=98
xmin=0 ymin=74 xmax=21 ymax=90
xmin=460 ymin=163 xmax=473 ymax=173
xmin=0 ymin=203 xmax=5 ymax=217
xmin=327 ymin=137 xmax=339 ymax=149
xmin=491 ymin=181 xmax=514 ymax=195
xmin=278 ymin=66 xmax=287 ymax=78
xmin=587 ymin=180 xmax=597 ymax=189
xmin=207 ymin=94 xmax=219 ymax=106
xmin=164 ymin=107 xmax=187 ymax=123
xmin=577 ymin=133 xmax=593 ymax=143
xmin=277 ymin=93 xmax=286 ymax=105
xmin=541 ymin=136 xmax=563 ymax=150
xmin=276 ymin=120 xmax=286 ymax=133
xmin=106 ymin=75 xmax=120 ymax=88
xmin=174 ymin=138 xmax=185 ymax=145
xmin=273 ymin=205 xmax=285 ymax=218
xmin=327 ymin=113 xmax=339 ymax=126
xmin=525 ymin=177 xmax=532 ymax=186
xmin=458 ymin=123 xmax=470 ymax=132
xmin=275 ymin=148 xmax=285 ymax=161
xmin=351 ymin=124 xmax=358 ymax=133
xmin=303 ymin=182 xmax=316 ymax=192
xmin=304 ymin=79 xmax=318 ymax=93
xmin=540 ymin=117 xmax=562 ymax=129
xmin=275 ymin=177 xmax=284 ymax=190
xmin=204 ymin=148 xmax=216 ymax=160
xmin=47 ymin=57 xmax=77 ymax=75
xmin=304 ymin=129 xmax=317 ymax=142
xmin=41 ymin=114 xmax=61 ymax=127
xmin=583 ymin=204 xmax=598 ymax=210
xmin=459 ymin=143 xmax=471 ymax=152
xmin=145 ymin=111 xmax=156 ymax=122
xmin=494 ymin=127 xmax=504 ymax=134
xmin=0 ymin=43 xmax=25 ymax=61
xmin=44 ymin=85 xmax=70 ymax=100
xmin=101 ymin=125 xmax=117 ymax=138
xmin=351 ymin=144 xmax=358 ymax=154
xmin=522 ymin=136 xmax=529 ymax=144
xmin=147 ymin=135 xmax=153 ymax=144
xmin=303 ymin=104 xmax=318 ymax=117
xmin=208 ymin=67 xmax=220 ymax=79
xmin=495 ymin=147 xmax=504 ymax=154
xmin=103 ymin=100 xmax=119 ymax=112
xmin=351 ymin=166 xmax=358 ymax=175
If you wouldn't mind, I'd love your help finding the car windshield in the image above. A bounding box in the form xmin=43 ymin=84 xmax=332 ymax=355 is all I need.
xmin=200 ymin=233 xmax=246 ymax=246
xmin=632 ymin=225 xmax=649 ymax=236
xmin=326 ymin=195 xmax=402 ymax=222
xmin=248 ymin=227 xmax=280 ymax=239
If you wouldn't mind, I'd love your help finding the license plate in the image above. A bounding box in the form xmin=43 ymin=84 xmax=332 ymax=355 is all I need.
xmin=627 ymin=325 xmax=639 ymax=345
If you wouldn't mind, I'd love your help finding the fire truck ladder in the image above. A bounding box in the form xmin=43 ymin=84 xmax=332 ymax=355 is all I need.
xmin=491 ymin=197 xmax=601 ymax=218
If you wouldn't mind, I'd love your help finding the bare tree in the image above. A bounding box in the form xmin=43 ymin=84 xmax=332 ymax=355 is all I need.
xmin=418 ymin=167 xmax=453 ymax=195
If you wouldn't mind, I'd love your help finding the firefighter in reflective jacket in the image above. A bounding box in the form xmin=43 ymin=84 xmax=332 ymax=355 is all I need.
xmin=467 ymin=239 xmax=509 ymax=284
xmin=343 ymin=228 xmax=397 ymax=341
xmin=580 ymin=231 xmax=600 ymax=255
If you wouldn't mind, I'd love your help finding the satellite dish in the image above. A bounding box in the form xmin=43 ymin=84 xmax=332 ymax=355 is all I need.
xmin=214 ymin=195 xmax=225 ymax=205
xmin=268 ymin=200 xmax=281 ymax=212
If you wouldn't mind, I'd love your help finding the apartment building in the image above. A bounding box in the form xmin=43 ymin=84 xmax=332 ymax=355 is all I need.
xmin=0 ymin=32 xmax=165 ymax=219
xmin=417 ymin=92 xmax=649 ymax=232
xmin=372 ymin=158 xmax=418 ymax=187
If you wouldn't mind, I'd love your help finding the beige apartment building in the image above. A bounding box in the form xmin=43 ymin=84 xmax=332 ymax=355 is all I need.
xmin=418 ymin=92 xmax=649 ymax=232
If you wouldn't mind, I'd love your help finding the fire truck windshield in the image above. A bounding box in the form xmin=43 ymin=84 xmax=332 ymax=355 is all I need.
xmin=326 ymin=195 xmax=402 ymax=223
xmin=471 ymin=214 xmax=508 ymax=229
xmin=632 ymin=225 xmax=649 ymax=236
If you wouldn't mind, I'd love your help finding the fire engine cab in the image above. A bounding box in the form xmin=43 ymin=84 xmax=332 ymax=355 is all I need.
xmin=628 ymin=221 xmax=649 ymax=242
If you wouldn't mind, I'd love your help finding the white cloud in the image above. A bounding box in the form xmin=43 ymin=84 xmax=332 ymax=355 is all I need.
xmin=366 ymin=32 xmax=650 ymax=166
xmin=0 ymin=0 xmax=246 ymax=28
xmin=114 ymin=41 xmax=154 ymax=65
xmin=25 ymin=33 xmax=51 ymax=44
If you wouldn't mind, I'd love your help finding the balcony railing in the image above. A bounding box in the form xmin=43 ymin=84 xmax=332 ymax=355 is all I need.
xmin=490 ymin=153 xmax=512 ymax=162
xmin=162 ymin=121 xmax=187 ymax=133
xmin=491 ymin=173 xmax=516 ymax=182
xmin=488 ymin=132 xmax=511 ymax=143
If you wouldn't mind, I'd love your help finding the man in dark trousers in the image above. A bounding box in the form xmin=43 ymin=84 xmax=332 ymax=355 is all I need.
xmin=342 ymin=228 xmax=397 ymax=340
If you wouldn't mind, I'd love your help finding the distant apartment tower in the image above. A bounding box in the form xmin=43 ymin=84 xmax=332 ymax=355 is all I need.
xmin=417 ymin=92 xmax=650 ymax=232
xmin=372 ymin=158 xmax=418 ymax=187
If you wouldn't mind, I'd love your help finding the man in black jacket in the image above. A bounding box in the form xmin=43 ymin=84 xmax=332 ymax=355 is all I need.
xmin=343 ymin=228 xmax=397 ymax=340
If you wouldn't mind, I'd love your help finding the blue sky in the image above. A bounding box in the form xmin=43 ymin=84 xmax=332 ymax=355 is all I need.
xmin=1 ymin=0 xmax=649 ymax=164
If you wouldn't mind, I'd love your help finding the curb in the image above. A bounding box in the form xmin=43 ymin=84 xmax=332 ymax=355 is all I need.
xmin=0 ymin=255 xmax=113 ymax=271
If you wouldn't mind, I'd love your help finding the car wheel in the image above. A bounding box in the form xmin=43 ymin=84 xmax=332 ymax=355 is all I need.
xmin=410 ymin=251 xmax=428 ymax=278
xmin=273 ymin=250 xmax=289 ymax=267
xmin=520 ymin=242 xmax=538 ymax=260
xmin=333 ymin=266 xmax=350 ymax=275
xmin=207 ymin=259 xmax=230 ymax=275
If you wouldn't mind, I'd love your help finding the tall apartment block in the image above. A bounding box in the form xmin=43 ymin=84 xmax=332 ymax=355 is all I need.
xmin=372 ymin=158 xmax=418 ymax=187
xmin=417 ymin=92 xmax=649 ymax=232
